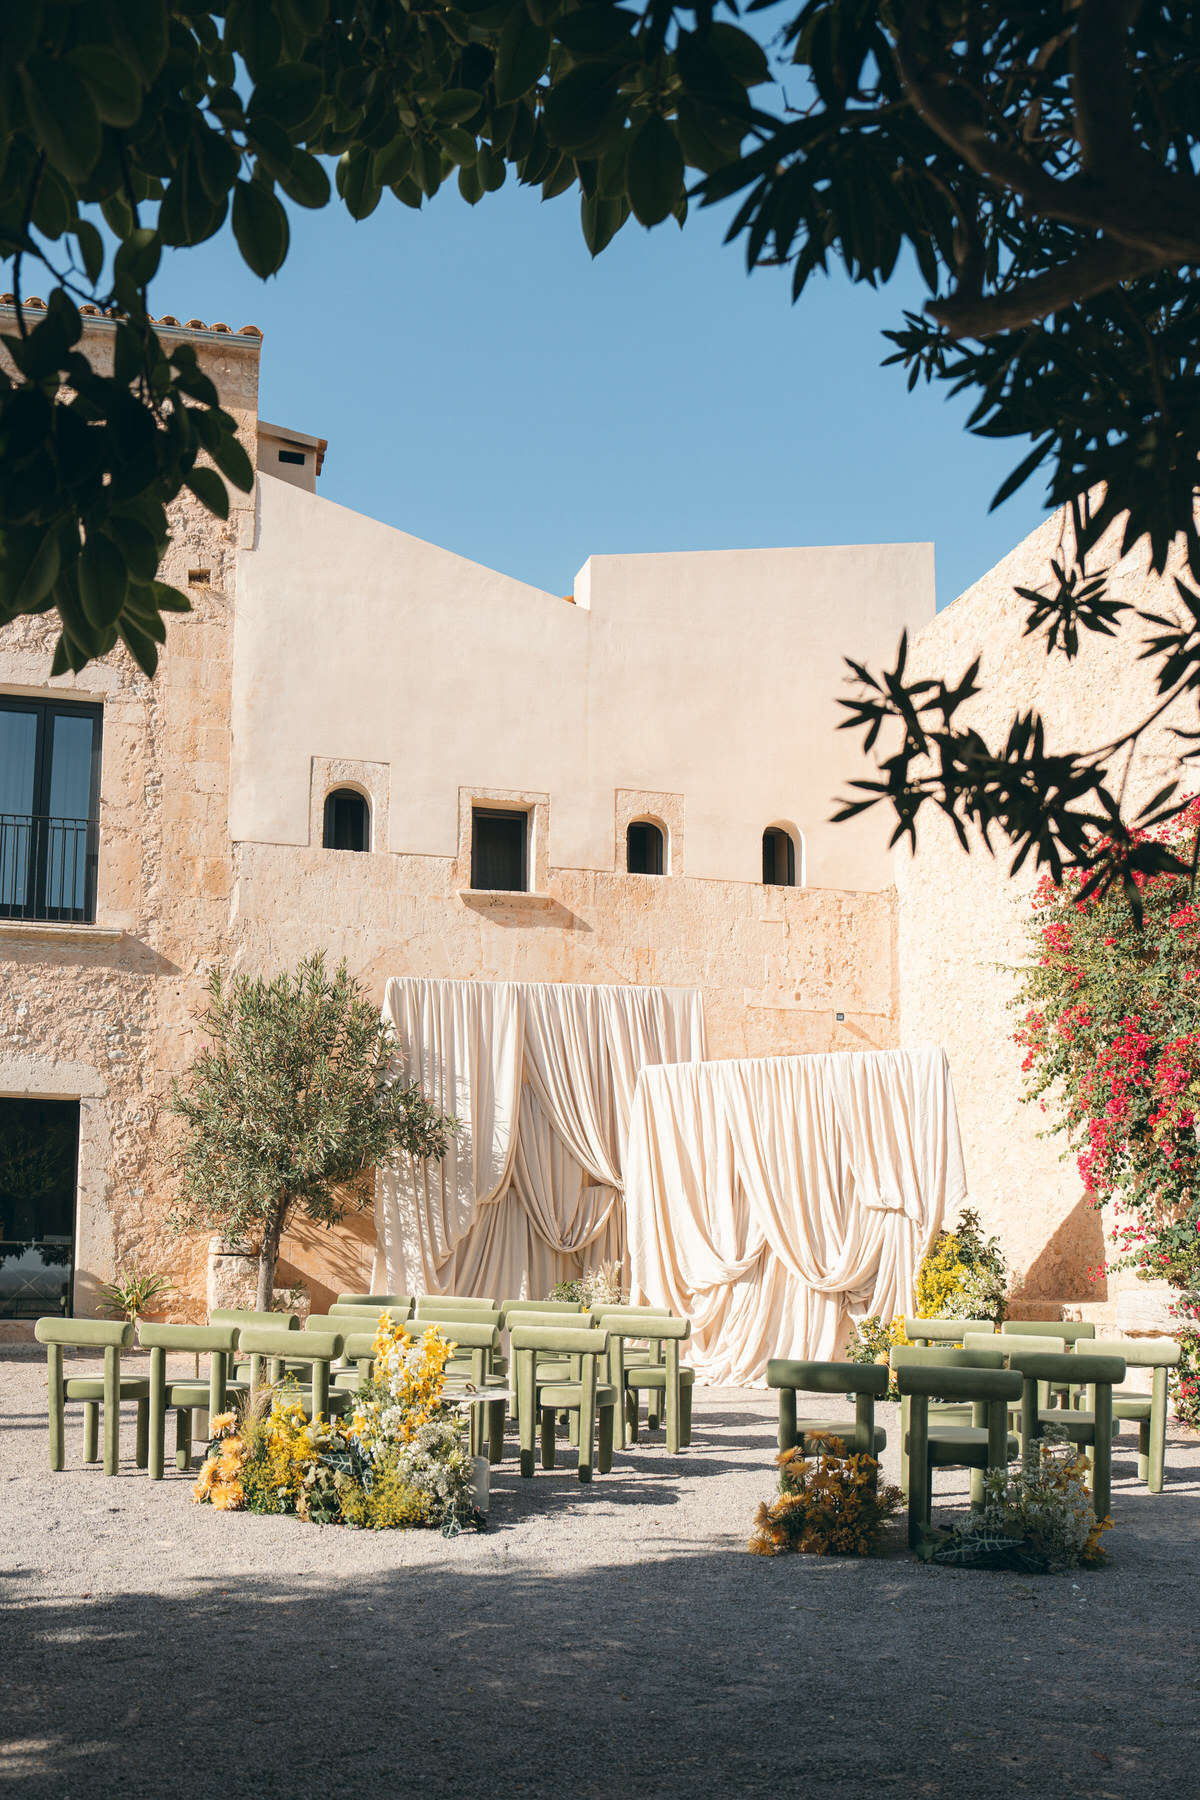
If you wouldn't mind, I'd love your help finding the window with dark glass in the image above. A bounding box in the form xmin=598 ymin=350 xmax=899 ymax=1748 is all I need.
xmin=762 ymin=827 xmax=797 ymax=887
xmin=0 ymin=697 xmax=101 ymax=922
xmin=472 ymin=808 xmax=527 ymax=891
xmin=0 ymin=1097 xmax=79 ymax=1319
xmin=323 ymin=788 xmax=370 ymax=851
xmin=627 ymin=821 xmax=665 ymax=875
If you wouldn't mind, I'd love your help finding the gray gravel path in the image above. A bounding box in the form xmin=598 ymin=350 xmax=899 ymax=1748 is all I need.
xmin=2 ymin=1347 xmax=1198 ymax=1799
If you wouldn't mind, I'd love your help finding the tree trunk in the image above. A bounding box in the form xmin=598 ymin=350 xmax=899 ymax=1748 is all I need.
xmin=256 ymin=1216 xmax=283 ymax=1313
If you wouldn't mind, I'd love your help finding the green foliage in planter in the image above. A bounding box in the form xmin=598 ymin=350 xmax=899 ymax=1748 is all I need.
xmin=915 ymin=1208 xmax=1010 ymax=1323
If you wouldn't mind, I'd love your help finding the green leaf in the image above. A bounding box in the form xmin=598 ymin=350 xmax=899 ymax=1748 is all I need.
xmin=73 ymin=220 xmax=105 ymax=285
xmin=101 ymin=192 xmax=135 ymax=240
xmin=78 ymin=533 xmax=130 ymax=630
xmin=543 ymin=64 xmax=624 ymax=153
xmin=476 ymin=145 xmax=507 ymax=193
xmin=67 ymin=46 xmax=144 ymax=128
xmin=0 ymin=525 xmax=62 ymax=617
xmin=248 ymin=63 xmax=323 ymax=132
xmin=337 ymin=148 xmax=383 ymax=220
xmin=185 ymin=466 xmax=232 ymax=519
xmin=152 ymin=581 xmax=192 ymax=615
xmin=103 ymin=0 xmax=169 ymax=86
xmin=707 ymin=24 xmax=771 ymax=88
xmin=372 ymin=137 xmax=414 ymax=189
xmin=555 ymin=8 xmax=637 ymax=53
xmin=580 ymin=190 xmax=627 ymax=257
xmin=20 ymin=58 xmax=102 ymax=182
xmin=118 ymin=613 xmax=161 ymax=677
xmin=432 ymin=91 xmax=485 ymax=126
xmin=458 ymin=160 xmax=484 ymax=205
xmin=440 ymin=128 xmax=478 ymax=168
xmin=494 ymin=6 xmax=550 ymax=107
xmin=231 ymin=179 xmax=291 ymax=276
xmin=626 ymin=114 xmax=684 ymax=228
xmin=211 ymin=431 xmax=255 ymax=493
xmin=277 ymin=149 xmax=331 ymax=209
xmin=104 ymin=516 xmax=161 ymax=583
xmin=114 ymin=227 xmax=161 ymax=287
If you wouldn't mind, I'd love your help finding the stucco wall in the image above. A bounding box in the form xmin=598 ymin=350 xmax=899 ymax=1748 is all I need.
xmin=233 ymin=478 xmax=934 ymax=893
xmin=895 ymin=508 xmax=1195 ymax=1313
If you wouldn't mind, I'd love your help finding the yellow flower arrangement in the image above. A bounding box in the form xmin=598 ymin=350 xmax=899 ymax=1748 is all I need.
xmin=748 ymin=1436 xmax=903 ymax=1557
xmin=347 ymin=1319 xmax=457 ymax=1457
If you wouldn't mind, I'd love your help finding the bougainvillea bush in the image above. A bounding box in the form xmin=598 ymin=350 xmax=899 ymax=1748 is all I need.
xmin=193 ymin=1320 xmax=477 ymax=1528
xmin=1014 ymin=799 xmax=1200 ymax=1424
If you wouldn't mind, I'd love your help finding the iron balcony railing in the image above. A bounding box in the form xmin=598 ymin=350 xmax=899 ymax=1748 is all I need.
xmin=0 ymin=813 xmax=99 ymax=922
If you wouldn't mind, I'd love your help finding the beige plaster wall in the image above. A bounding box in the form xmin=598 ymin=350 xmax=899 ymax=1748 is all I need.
xmin=895 ymin=508 xmax=1195 ymax=1313
xmin=233 ymin=479 xmax=934 ymax=892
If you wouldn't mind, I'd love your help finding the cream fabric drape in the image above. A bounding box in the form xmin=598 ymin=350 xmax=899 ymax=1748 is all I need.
xmin=624 ymin=1048 xmax=966 ymax=1386
xmin=373 ymin=978 xmax=707 ymax=1299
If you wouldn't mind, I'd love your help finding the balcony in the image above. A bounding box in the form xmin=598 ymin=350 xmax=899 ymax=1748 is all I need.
xmin=0 ymin=813 xmax=99 ymax=923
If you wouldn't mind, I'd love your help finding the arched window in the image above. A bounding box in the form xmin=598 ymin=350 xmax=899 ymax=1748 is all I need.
xmin=762 ymin=827 xmax=796 ymax=887
xmin=627 ymin=820 xmax=665 ymax=875
xmin=323 ymin=788 xmax=370 ymax=852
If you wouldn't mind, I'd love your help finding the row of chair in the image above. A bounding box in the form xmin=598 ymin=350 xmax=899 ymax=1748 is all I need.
xmin=33 ymin=1296 xmax=695 ymax=1487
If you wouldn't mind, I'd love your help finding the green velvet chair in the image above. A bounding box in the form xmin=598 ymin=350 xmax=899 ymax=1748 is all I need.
xmin=604 ymin=1314 xmax=695 ymax=1453
xmin=235 ymin=1325 xmax=349 ymax=1418
xmin=588 ymin=1303 xmax=671 ymax=1425
xmin=510 ymin=1324 xmax=617 ymax=1482
xmin=335 ymin=1293 xmax=413 ymax=1313
xmin=896 ymin=1362 xmax=1022 ymax=1547
xmin=965 ymin=1330 xmax=1065 ymax=1448
xmin=210 ymin=1308 xmax=299 ymax=1392
xmin=890 ymin=1344 xmax=1010 ymax=1501
xmin=765 ymin=1358 xmax=889 ymax=1460
xmin=1101 ymin=1336 xmax=1180 ymax=1492
xmin=1002 ymin=1348 xmax=1127 ymax=1518
xmin=903 ymin=1317 xmax=997 ymax=1346
xmin=1002 ymin=1317 xmax=1097 ymax=1408
xmin=35 ymin=1317 xmax=150 ymax=1476
xmin=138 ymin=1323 xmax=238 ymax=1479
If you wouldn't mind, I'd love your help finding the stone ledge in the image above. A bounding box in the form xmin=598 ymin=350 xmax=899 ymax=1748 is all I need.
xmin=456 ymin=890 xmax=557 ymax=911
xmin=0 ymin=921 xmax=124 ymax=948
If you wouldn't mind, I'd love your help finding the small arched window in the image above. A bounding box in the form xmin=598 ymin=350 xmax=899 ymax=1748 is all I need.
xmin=627 ymin=820 xmax=665 ymax=875
xmin=762 ymin=827 xmax=796 ymax=887
xmin=323 ymin=788 xmax=370 ymax=852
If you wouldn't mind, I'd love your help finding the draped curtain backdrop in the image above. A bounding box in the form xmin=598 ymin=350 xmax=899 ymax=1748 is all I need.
xmin=624 ymin=1048 xmax=966 ymax=1386
xmin=373 ymin=978 xmax=708 ymax=1301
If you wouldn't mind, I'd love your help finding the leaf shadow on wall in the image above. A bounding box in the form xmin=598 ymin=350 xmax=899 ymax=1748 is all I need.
xmin=1019 ymin=1192 xmax=1108 ymax=1302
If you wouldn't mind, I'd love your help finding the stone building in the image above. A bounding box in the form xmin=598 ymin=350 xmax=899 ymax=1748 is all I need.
xmin=0 ymin=302 xmax=1184 ymax=1334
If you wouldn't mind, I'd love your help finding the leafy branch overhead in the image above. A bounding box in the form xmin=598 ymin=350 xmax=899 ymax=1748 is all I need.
xmin=1 ymin=4 xmax=1198 ymax=895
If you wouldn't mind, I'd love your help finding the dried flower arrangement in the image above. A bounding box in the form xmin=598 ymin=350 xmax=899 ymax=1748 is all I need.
xmin=918 ymin=1425 xmax=1112 ymax=1573
xmin=749 ymin=1434 xmax=903 ymax=1557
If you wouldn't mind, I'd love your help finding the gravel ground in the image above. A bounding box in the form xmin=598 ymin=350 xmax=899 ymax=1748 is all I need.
xmin=2 ymin=1347 xmax=1198 ymax=1800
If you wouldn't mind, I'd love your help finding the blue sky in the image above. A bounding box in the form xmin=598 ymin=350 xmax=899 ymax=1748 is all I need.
xmin=154 ymin=175 xmax=1047 ymax=610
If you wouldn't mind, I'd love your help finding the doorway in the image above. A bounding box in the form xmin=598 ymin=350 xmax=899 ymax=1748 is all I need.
xmin=0 ymin=1097 xmax=80 ymax=1317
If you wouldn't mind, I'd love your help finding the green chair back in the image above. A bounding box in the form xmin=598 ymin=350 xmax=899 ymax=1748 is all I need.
xmin=1002 ymin=1318 xmax=1096 ymax=1345
xmin=237 ymin=1326 xmax=345 ymax=1418
xmin=35 ymin=1318 xmax=133 ymax=1348
xmin=415 ymin=1294 xmax=497 ymax=1316
xmin=327 ymin=1303 xmax=412 ymax=1325
xmin=503 ymin=1298 xmax=585 ymax=1317
xmin=210 ymin=1308 xmax=299 ymax=1331
xmin=414 ymin=1304 xmax=503 ymax=1328
xmin=889 ymin=1344 xmax=1006 ymax=1371
xmin=335 ymin=1294 xmax=413 ymax=1312
xmin=1103 ymin=1335 xmax=1180 ymax=1368
xmin=904 ymin=1317 xmax=996 ymax=1345
xmin=966 ymin=1331 xmax=1066 ymax=1360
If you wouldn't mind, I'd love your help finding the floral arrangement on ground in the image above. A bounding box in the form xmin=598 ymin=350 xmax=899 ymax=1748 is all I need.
xmin=193 ymin=1318 xmax=479 ymax=1531
xmin=748 ymin=1434 xmax=903 ymax=1557
xmin=915 ymin=1426 xmax=1111 ymax=1574
xmin=547 ymin=1259 xmax=627 ymax=1308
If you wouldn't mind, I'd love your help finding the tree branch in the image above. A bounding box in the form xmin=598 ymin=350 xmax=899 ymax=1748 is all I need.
xmin=929 ymin=235 xmax=1161 ymax=336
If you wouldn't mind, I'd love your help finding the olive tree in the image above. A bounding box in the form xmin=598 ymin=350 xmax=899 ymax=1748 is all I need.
xmin=169 ymin=952 xmax=454 ymax=1311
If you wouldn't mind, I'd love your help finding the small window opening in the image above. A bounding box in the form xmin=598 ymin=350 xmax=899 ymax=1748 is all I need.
xmin=627 ymin=821 xmax=665 ymax=875
xmin=323 ymin=788 xmax=369 ymax=852
xmin=278 ymin=449 xmax=306 ymax=466
xmin=472 ymin=808 xmax=528 ymax=892
xmin=187 ymin=568 xmax=210 ymax=586
xmin=762 ymin=828 xmax=796 ymax=887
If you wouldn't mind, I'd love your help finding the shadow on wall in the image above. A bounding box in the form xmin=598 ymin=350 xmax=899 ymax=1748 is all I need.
xmin=1018 ymin=1191 xmax=1108 ymax=1304
xmin=276 ymin=1191 xmax=375 ymax=1313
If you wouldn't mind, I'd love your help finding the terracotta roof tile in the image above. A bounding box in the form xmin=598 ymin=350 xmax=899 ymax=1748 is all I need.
xmin=0 ymin=295 xmax=262 ymax=339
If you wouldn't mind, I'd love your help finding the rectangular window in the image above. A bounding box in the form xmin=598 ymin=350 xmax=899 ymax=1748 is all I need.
xmin=0 ymin=697 xmax=102 ymax=921
xmin=471 ymin=808 xmax=528 ymax=892
xmin=0 ymin=1097 xmax=79 ymax=1318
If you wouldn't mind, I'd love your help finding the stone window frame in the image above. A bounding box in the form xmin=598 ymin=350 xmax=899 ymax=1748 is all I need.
xmin=455 ymin=785 xmax=550 ymax=895
xmin=615 ymin=788 xmax=683 ymax=877
xmin=308 ymin=757 xmax=390 ymax=854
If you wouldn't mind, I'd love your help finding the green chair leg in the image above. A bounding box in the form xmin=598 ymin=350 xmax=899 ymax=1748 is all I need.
xmin=175 ymin=1408 xmax=192 ymax=1472
xmin=598 ymin=1400 xmax=614 ymax=1475
xmin=487 ymin=1399 xmax=506 ymax=1466
xmin=82 ymin=1400 xmax=100 ymax=1464
xmin=1148 ymin=1365 xmax=1168 ymax=1493
xmin=149 ymin=1344 xmax=166 ymax=1481
xmin=311 ymin=1359 xmax=330 ymax=1421
xmin=103 ymin=1344 xmax=120 ymax=1476
xmin=47 ymin=1342 xmax=65 ymax=1473
xmin=907 ymin=1395 xmax=931 ymax=1548
xmin=135 ymin=1398 xmax=149 ymax=1470
xmin=1138 ymin=1418 xmax=1150 ymax=1485
xmin=680 ymin=1380 xmax=693 ymax=1448
xmin=626 ymin=1389 xmax=639 ymax=1443
xmin=540 ymin=1406 xmax=556 ymax=1471
xmin=1091 ymin=1382 xmax=1114 ymax=1519
xmin=664 ymin=1340 xmax=680 ymax=1454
